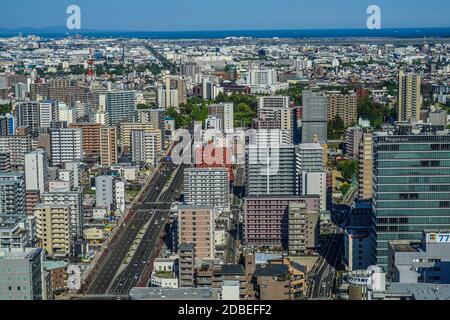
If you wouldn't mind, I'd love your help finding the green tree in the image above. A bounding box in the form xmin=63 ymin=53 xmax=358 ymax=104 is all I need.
xmin=341 ymin=182 xmax=351 ymax=196
xmin=137 ymin=104 xmax=150 ymax=110
xmin=0 ymin=103 xmax=12 ymax=114
xmin=234 ymin=103 xmax=256 ymax=128
xmin=337 ymin=160 xmax=359 ymax=181
xmin=358 ymin=96 xmax=391 ymax=129
xmin=328 ymin=115 xmax=346 ymax=140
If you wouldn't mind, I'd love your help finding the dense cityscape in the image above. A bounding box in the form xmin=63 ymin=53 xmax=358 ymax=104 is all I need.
xmin=0 ymin=31 xmax=449 ymax=303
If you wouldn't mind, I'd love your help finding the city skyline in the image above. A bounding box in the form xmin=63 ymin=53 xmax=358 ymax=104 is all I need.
xmin=1 ymin=1 xmax=450 ymax=304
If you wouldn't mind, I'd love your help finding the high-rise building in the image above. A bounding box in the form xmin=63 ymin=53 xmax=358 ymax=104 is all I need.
xmin=296 ymin=143 xmax=325 ymax=172
xmin=178 ymin=243 xmax=195 ymax=288
xmin=296 ymin=143 xmax=327 ymax=211
xmin=288 ymin=202 xmax=320 ymax=256
xmin=358 ymin=132 xmax=373 ymax=200
xmin=119 ymin=122 xmax=161 ymax=154
xmin=100 ymin=127 xmax=118 ymax=167
xmin=95 ymin=176 xmax=115 ymax=212
xmin=299 ymin=172 xmax=327 ymax=212
xmin=326 ymin=92 xmax=358 ymax=126
xmin=24 ymin=150 xmax=49 ymax=195
xmin=0 ymin=113 xmax=15 ymax=136
xmin=301 ymin=90 xmax=327 ymax=144
xmin=0 ymin=247 xmax=46 ymax=300
xmin=0 ymin=134 xmax=32 ymax=171
xmin=184 ymin=168 xmax=230 ymax=213
xmin=115 ymin=180 xmax=125 ymax=214
xmin=244 ymin=196 xmax=320 ymax=248
xmin=106 ymin=91 xmax=136 ymax=125
xmin=14 ymin=82 xmax=28 ymax=100
xmin=158 ymin=75 xmax=187 ymax=109
xmin=130 ymin=130 xmax=162 ymax=164
xmin=92 ymin=94 xmax=110 ymax=126
xmin=68 ymin=123 xmax=102 ymax=157
xmin=398 ymin=71 xmax=421 ymax=122
xmin=58 ymin=103 xmax=75 ymax=126
xmin=64 ymin=161 xmax=81 ymax=190
xmin=373 ymin=133 xmax=450 ymax=268
xmin=346 ymin=126 xmax=364 ymax=157
xmin=14 ymin=102 xmax=39 ymax=135
xmin=49 ymin=128 xmax=83 ymax=166
xmin=344 ymin=227 xmax=373 ymax=271
xmin=257 ymin=96 xmax=296 ymax=141
xmin=201 ymin=79 xmax=221 ymax=100
xmin=245 ymin=145 xmax=297 ymax=196
xmin=34 ymin=204 xmax=71 ymax=257
xmin=0 ymin=216 xmax=31 ymax=249
xmin=135 ymin=108 xmax=165 ymax=132
xmin=181 ymin=62 xmax=199 ymax=78
xmin=41 ymin=191 xmax=83 ymax=240
xmin=38 ymin=100 xmax=58 ymax=129
xmin=0 ymin=152 xmax=11 ymax=172
xmin=178 ymin=205 xmax=215 ymax=260
xmin=0 ymin=172 xmax=26 ymax=216
xmin=250 ymin=129 xmax=292 ymax=145
xmin=247 ymin=68 xmax=277 ymax=86
xmin=207 ymin=103 xmax=234 ymax=132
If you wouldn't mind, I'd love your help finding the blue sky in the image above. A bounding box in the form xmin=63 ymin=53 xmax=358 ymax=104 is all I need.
xmin=1 ymin=0 xmax=449 ymax=31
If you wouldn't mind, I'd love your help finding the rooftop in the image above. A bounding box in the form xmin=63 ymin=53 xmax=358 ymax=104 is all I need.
xmin=218 ymin=264 xmax=245 ymax=276
xmin=43 ymin=260 xmax=68 ymax=271
xmin=390 ymin=241 xmax=422 ymax=253
xmin=384 ymin=283 xmax=450 ymax=301
xmin=254 ymin=264 xmax=289 ymax=277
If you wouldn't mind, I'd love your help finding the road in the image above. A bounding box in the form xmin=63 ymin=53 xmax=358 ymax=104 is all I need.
xmin=225 ymin=165 xmax=244 ymax=264
xmin=85 ymin=160 xmax=187 ymax=296
xmin=309 ymin=215 xmax=345 ymax=300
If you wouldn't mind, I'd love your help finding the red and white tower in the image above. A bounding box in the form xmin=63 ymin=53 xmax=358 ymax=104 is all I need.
xmin=86 ymin=48 xmax=95 ymax=80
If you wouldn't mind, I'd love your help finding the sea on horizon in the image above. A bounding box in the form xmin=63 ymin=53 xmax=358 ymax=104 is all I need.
xmin=2 ymin=27 xmax=450 ymax=39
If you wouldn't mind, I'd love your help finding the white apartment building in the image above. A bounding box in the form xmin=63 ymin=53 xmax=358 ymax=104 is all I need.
xmin=39 ymin=100 xmax=58 ymax=128
xmin=183 ymin=168 xmax=230 ymax=214
xmin=24 ymin=150 xmax=49 ymax=195
xmin=247 ymin=68 xmax=277 ymax=86
xmin=131 ymin=130 xmax=162 ymax=165
xmin=50 ymin=128 xmax=83 ymax=166
xmin=115 ymin=180 xmax=125 ymax=214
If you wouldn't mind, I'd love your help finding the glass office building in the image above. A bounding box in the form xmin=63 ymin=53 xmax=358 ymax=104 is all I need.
xmin=372 ymin=133 xmax=450 ymax=268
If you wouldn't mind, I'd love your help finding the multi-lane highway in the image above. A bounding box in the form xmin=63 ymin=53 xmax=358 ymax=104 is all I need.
xmin=85 ymin=160 xmax=187 ymax=296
